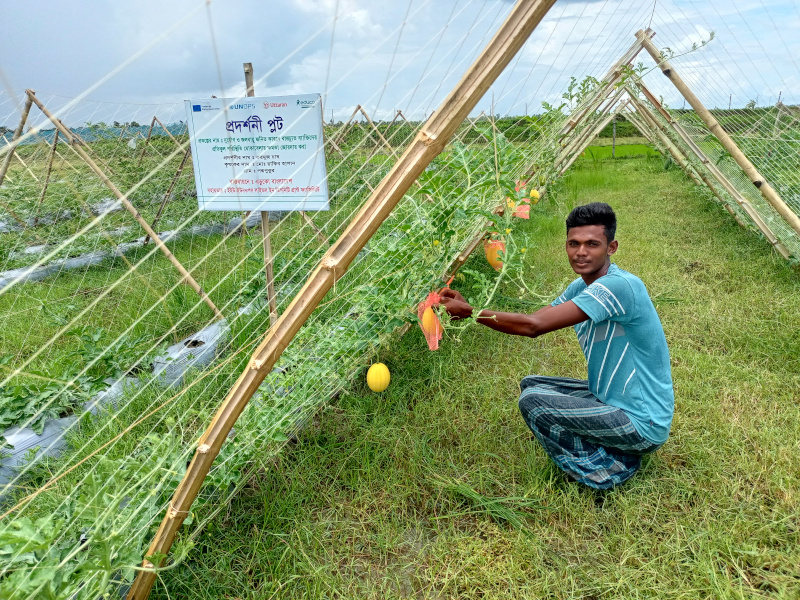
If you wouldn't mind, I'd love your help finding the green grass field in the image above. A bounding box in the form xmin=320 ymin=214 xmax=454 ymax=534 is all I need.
xmin=145 ymin=151 xmax=798 ymax=599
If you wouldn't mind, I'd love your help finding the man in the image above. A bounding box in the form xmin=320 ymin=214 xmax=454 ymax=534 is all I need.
xmin=440 ymin=202 xmax=674 ymax=489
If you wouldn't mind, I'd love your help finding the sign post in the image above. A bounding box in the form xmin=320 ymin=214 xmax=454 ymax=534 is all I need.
xmin=243 ymin=62 xmax=278 ymax=326
xmin=184 ymin=73 xmax=329 ymax=328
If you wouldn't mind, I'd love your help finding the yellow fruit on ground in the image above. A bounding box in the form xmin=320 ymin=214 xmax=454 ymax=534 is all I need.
xmin=366 ymin=363 xmax=391 ymax=392
xmin=421 ymin=306 xmax=442 ymax=337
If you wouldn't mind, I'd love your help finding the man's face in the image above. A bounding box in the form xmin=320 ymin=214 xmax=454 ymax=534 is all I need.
xmin=566 ymin=224 xmax=618 ymax=279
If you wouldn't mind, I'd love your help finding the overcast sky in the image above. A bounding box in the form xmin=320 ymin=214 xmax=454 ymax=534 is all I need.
xmin=1 ymin=0 xmax=798 ymax=128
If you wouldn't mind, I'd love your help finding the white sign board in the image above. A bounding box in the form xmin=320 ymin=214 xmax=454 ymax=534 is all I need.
xmin=184 ymin=94 xmax=329 ymax=211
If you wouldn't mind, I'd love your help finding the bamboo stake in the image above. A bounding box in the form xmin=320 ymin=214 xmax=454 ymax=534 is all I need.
xmin=136 ymin=116 xmax=183 ymax=168
xmin=144 ymin=146 xmax=191 ymax=245
xmin=638 ymin=32 xmax=800 ymax=237
xmin=243 ymin=62 xmax=279 ymax=327
xmin=626 ymin=110 xmax=655 ymax=144
xmin=261 ymin=211 xmax=278 ymax=326
xmin=33 ymin=130 xmax=60 ymax=226
xmin=625 ymin=105 xmax=736 ymax=221
xmin=632 ymin=82 xmax=790 ymax=258
xmin=153 ymin=116 xmax=183 ymax=149
xmin=0 ymin=94 xmax=34 ymax=187
xmin=359 ymin=105 xmax=394 ymax=155
xmin=330 ymin=104 xmax=361 ymax=148
xmin=126 ymin=2 xmax=556 ymax=597
xmin=300 ymin=211 xmax=329 ymax=244
xmin=25 ymin=90 xmax=223 ymax=319
xmin=137 ymin=116 xmax=157 ymax=167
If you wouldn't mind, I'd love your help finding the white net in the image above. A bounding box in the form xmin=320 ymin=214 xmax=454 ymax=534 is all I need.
xmin=0 ymin=1 xmax=798 ymax=598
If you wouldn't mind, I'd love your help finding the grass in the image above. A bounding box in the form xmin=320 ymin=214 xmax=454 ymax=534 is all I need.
xmin=150 ymin=151 xmax=800 ymax=599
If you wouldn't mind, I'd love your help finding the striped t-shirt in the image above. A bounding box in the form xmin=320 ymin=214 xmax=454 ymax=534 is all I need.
xmin=552 ymin=263 xmax=674 ymax=444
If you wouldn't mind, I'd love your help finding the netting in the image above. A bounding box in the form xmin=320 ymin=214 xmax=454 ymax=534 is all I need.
xmin=1 ymin=0 xmax=799 ymax=598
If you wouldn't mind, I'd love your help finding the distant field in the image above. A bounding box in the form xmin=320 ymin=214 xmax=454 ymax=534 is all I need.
xmin=582 ymin=142 xmax=660 ymax=159
xmin=589 ymin=135 xmax=648 ymax=147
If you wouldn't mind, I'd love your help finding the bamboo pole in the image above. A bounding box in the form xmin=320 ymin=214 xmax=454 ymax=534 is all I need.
xmin=359 ymin=105 xmax=394 ymax=155
xmin=632 ymin=82 xmax=790 ymax=258
xmin=144 ymin=146 xmax=191 ymax=245
xmin=330 ymin=104 xmax=361 ymax=148
xmin=25 ymin=90 xmax=223 ymax=319
xmin=33 ymin=130 xmax=60 ymax=226
xmin=625 ymin=104 xmax=742 ymax=226
xmin=243 ymin=62 xmax=279 ymax=327
xmin=638 ymin=32 xmax=800 ymax=237
xmin=153 ymin=116 xmax=183 ymax=150
xmin=557 ymin=86 xmax=625 ymax=162
xmin=137 ymin=116 xmax=157 ymax=167
xmin=300 ymin=211 xmax=329 ymax=244
xmin=9 ymin=147 xmax=40 ymax=183
xmin=126 ymin=2 xmax=556 ymax=597
xmin=0 ymin=94 xmax=34 ymax=187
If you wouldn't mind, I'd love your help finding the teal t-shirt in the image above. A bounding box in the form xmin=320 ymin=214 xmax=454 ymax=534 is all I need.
xmin=552 ymin=263 xmax=674 ymax=444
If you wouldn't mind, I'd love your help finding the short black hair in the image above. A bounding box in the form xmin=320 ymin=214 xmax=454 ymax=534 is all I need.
xmin=566 ymin=202 xmax=616 ymax=242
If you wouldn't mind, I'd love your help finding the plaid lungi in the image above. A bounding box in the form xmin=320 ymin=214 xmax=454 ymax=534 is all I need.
xmin=518 ymin=375 xmax=661 ymax=489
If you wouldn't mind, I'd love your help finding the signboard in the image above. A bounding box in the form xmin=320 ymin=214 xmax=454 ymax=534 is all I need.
xmin=184 ymin=93 xmax=329 ymax=211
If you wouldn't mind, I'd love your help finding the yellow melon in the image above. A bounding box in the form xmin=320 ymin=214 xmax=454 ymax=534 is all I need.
xmin=366 ymin=363 xmax=391 ymax=392
xmin=483 ymin=239 xmax=505 ymax=271
xmin=421 ymin=306 xmax=442 ymax=337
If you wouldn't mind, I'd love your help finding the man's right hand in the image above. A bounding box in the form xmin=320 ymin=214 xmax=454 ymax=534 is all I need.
xmin=439 ymin=288 xmax=474 ymax=320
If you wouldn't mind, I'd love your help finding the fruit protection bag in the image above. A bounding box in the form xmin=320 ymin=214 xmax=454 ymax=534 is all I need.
xmin=417 ymin=291 xmax=443 ymax=351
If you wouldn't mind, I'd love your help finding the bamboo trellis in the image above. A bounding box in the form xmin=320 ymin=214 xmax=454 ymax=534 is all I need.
xmin=548 ymin=30 xmax=798 ymax=261
xmin=19 ymin=90 xmax=223 ymax=318
xmin=125 ymin=0 xmax=558 ymax=597
xmin=624 ymin=84 xmax=790 ymax=258
xmin=637 ymin=31 xmax=800 ymax=238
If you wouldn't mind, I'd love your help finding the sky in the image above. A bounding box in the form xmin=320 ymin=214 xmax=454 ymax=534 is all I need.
xmin=1 ymin=0 xmax=798 ymax=128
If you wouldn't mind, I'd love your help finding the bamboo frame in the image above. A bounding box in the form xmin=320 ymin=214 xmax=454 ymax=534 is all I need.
xmin=0 ymin=94 xmax=34 ymax=187
xmin=329 ymin=105 xmax=361 ymax=148
xmin=143 ymin=146 xmax=191 ymax=245
xmin=137 ymin=116 xmax=184 ymax=167
xmin=631 ymin=82 xmax=788 ymax=249
xmin=25 ymin=90 xmax=223 ymax=319
xmin=624 ymin=97 xmax=705 ymax=186
xmin=359 ymin=105 xmax=395 ymax=155
xmin=632 ymin=90 xmax=790 ymax=258
xmin=629 ymin=82 xmax=790 ymax=256
xmin=126 ymin=1 xmax=557 ymax=597
xmin=638 ymin=32 xmax=800 ymax=238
